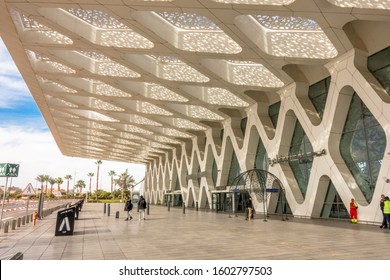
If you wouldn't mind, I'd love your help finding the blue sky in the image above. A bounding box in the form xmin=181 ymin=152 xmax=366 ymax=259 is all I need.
xmin=0 ymin=37 xmax=145 ymax=192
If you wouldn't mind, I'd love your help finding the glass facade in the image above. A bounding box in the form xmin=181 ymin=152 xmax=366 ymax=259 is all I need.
xmin=320 ymin=181 xmax=349 ymax=219
xmin=268 ymin=101 xmax=281 ymax=128
xmin=308 ymin=76 xmax=331 ymax=119
xmin=212 ymin=159 xmax=218 ymax=187
xmin=340 ymin=93 xmax=386 ymax=203
xmin=241 ymin=117 xmax=247 ymax=135
xmin=227 ymin=151 xmax=241 ymax=185
xmin=175 ymin=176 xmax=180 ymax=190
xmin=368 ymin=46 xmax=390 ymax=96
xmin=288 ymin=121 xmax=313 ymax=197
xmin=254 ymin=137 xmax=268 ymax=171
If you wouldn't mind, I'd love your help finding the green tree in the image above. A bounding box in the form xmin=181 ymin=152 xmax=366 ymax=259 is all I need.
xmin=95 ymin=160 xmax=103 ymax=200
xmin=48 ymin=177 xmax=56 ymax=194
xmin=87 ymin=172 xmax=94 ymax=195
xmin=43 ymin=175 xmax=50 ymax=193
xmin=64 ymin=174 xmax=72 ymax=195
xmin=56 ymin=177 xmax=64 ymax=192
xmin=108 ymin=170 xmax=116 ymax=194
xmin=35 ymin=174 xmax=45 ymax=193
xmin=119 ymin=170 xmax=136 ymax=201
xmin=75 ymin=179 xmax=86 ymax=194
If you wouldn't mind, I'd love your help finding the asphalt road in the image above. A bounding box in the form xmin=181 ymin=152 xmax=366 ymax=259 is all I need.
xmin=0 ymin=199 xmax=70 ymax=221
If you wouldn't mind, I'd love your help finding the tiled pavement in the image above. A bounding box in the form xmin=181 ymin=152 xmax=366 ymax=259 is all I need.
xmin=0 ymin=202 xmax=389 ymax=260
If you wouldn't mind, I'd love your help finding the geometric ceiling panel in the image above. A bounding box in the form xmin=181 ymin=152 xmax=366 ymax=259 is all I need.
xmin=2 ymin=0 xmax=363 ymax=164
xmin=134 ymin=11 xmax=241 ymax=54
xmin=212 ymin=0 xmax=294 ymax=4
xmin=65 ymin=109 xmax=120 ymax=122
xmin=235 ymin=15 xmax=338 ymax=59
xmin=9 ymin=8 xmax=73 ymax=45
xmin=171 ymin=118 xmax=206 ymax=131
xmin=109 ymin=113 xmax=162 ymax=126
xmin=202 ymin=59 xmax=284 ymax=87
xmin=65 ymin=96 xmax=125 ymax=112
xmin=60 ymin=78 xmax=131 ymax=97
xmin=26 ymin=50 xmax=76 ymax=74
xmin=51 ymin=50 xmax=140 ymax=78
xmin=120 ymin=82 xmax=188 ymax=102
xmin=181 ymin=86 xmax=249 ymax=107
xmin=326 ymin=0 xmax=390 ymax=9
xmin=173 ymin=105 xmax=224 ymax=120
xmin=118 ymin=100 xmax=173 ymax=116
xmin=38 ymin=8 xmax=154 ymax=49
xmin=37 ymin=77 xmax=77 ymax=94
xmin=125 ymin=54 xmax=209 ymax=83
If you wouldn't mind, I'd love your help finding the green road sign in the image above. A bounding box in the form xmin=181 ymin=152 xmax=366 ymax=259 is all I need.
xmin=0 ymin=163 xmax=20 ymax=177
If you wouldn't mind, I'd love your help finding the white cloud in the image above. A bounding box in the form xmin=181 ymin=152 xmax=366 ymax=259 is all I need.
xmin=0 ymin=38 xmax=32 ymax=108
xmin=0 ymin=125 xmax=146 ymax=192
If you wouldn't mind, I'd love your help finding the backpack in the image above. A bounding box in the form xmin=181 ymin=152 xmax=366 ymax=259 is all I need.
xmin=140 ymin=198 xmax=146 ymax=208
xmin=124 ymin=201 xmax=132 ymax=211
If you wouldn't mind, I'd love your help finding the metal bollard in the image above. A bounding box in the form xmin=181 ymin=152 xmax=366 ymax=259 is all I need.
xmin=11 ymin=220 xmax=16 ymax=230
xmin=26 ymin=215 xmax=29 ymax=224
xmin=3 ymin=222 xmax=9 ymax=233
xmin=17 ymin=217 xmax=21 ymax=227
xmin=196 ymin=201 xmax=199 ymax=211
xmin=182 ymin=202 xmax=185 ymax=214
xmin=104 ymin=203 xmax=107 ymax=214
xmin=115 ymin=211 xmax=119 ymax=219
xmin=168 ymin=202 xmax=170 ymax=212
xmin=147 ymin=204 xmax=150 ymax=215
xmin=22 ymin=216 xmax=25 ymax=225
xmin=107 ymin=203 xmax=111 ymax=216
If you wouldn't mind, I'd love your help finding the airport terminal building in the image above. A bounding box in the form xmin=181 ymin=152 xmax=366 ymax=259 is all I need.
xmin=1 ymin=0 xmax=389 ymax=224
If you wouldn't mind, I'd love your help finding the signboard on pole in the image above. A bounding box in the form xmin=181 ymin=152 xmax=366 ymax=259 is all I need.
xmin=22 ymin=183 xmax=36 ymax=196
xmin=0 ymin=163 xmax=20 ymax=177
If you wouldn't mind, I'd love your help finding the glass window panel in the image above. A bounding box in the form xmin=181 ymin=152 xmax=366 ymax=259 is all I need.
xmin=367 ymin=47 xmax=390 ymax=72
xmin=370 ymin=67 xmax=390 ymax=95
xmin=343 ymin=95 xmax=364 ymax=132
xmin=340 ymin=92 xmax=386 ymax=203
xmin=227 ymin=151 xmax=241 ymax=185
xmin=268 ymin=101 xmax=281 ymax=128
xmin=349 ymin=129 xmax=368 ymax=162
xmin=241 ymin=117 xmax=247 ymax=135
xmin=368 ymin=46 xmax=390 ymax=96
xmin=254 ymin=138 xmax=268 ymax=171
xmin=289 ymin=120 xmax=313 ymax=198
xmin=366 ymin=126 xmax=386 ymax=161
xmin=212 ymin=159 xmax=218 ymax=187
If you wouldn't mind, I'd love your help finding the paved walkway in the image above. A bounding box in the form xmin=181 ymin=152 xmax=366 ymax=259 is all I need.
xmin=0 ymin=203 xmax=389 ymax=260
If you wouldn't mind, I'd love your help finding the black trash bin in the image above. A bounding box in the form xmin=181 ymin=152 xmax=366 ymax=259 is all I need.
xmin=55 ymin=207 xmax=76 ymax=236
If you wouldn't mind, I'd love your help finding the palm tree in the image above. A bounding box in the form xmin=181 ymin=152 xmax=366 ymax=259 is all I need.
xmin=108 ymin=170 xmax=116 ymax=194
xmin=56 ymin=177 xmax=64 ymax=192
xmin=64 ymin=174 xmax=72 ymax=195
xmin=87 ymin=172 xmax=94 ymax=195
xmin=119 ymin=170 xmax=136 ymax=201
xmin=95 ymin=160 xmax=103 ymax=200
xmin=35 ymin=174 xmax=45 ymax=193
xmin=75 ymin=180 xmax=86 ymax=194
xmin=43 ymin=175 xmax=50 ymax=193
xmin=113 ymin=177 xmax=121 ymax=199
xmin=48 ymin=177 xmax=56 ymax=194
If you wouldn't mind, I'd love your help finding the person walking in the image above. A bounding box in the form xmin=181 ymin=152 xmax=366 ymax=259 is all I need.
xmin=245 ymin=197 xmax=253 ymax=220
xmin=138 ymin=195 xmax=147 ymax=220
xmin=349 ymin=198 xmax=358 ymax=223
xmin=32 ymin=211 xmax=38 ymax=226
xmin=383 ymin=196 xmax=390 ymax=230
xmin=124 ymin=198 xmax=133 ymax=221
xmin=380 ymin=194 xmax=388 ymax=228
